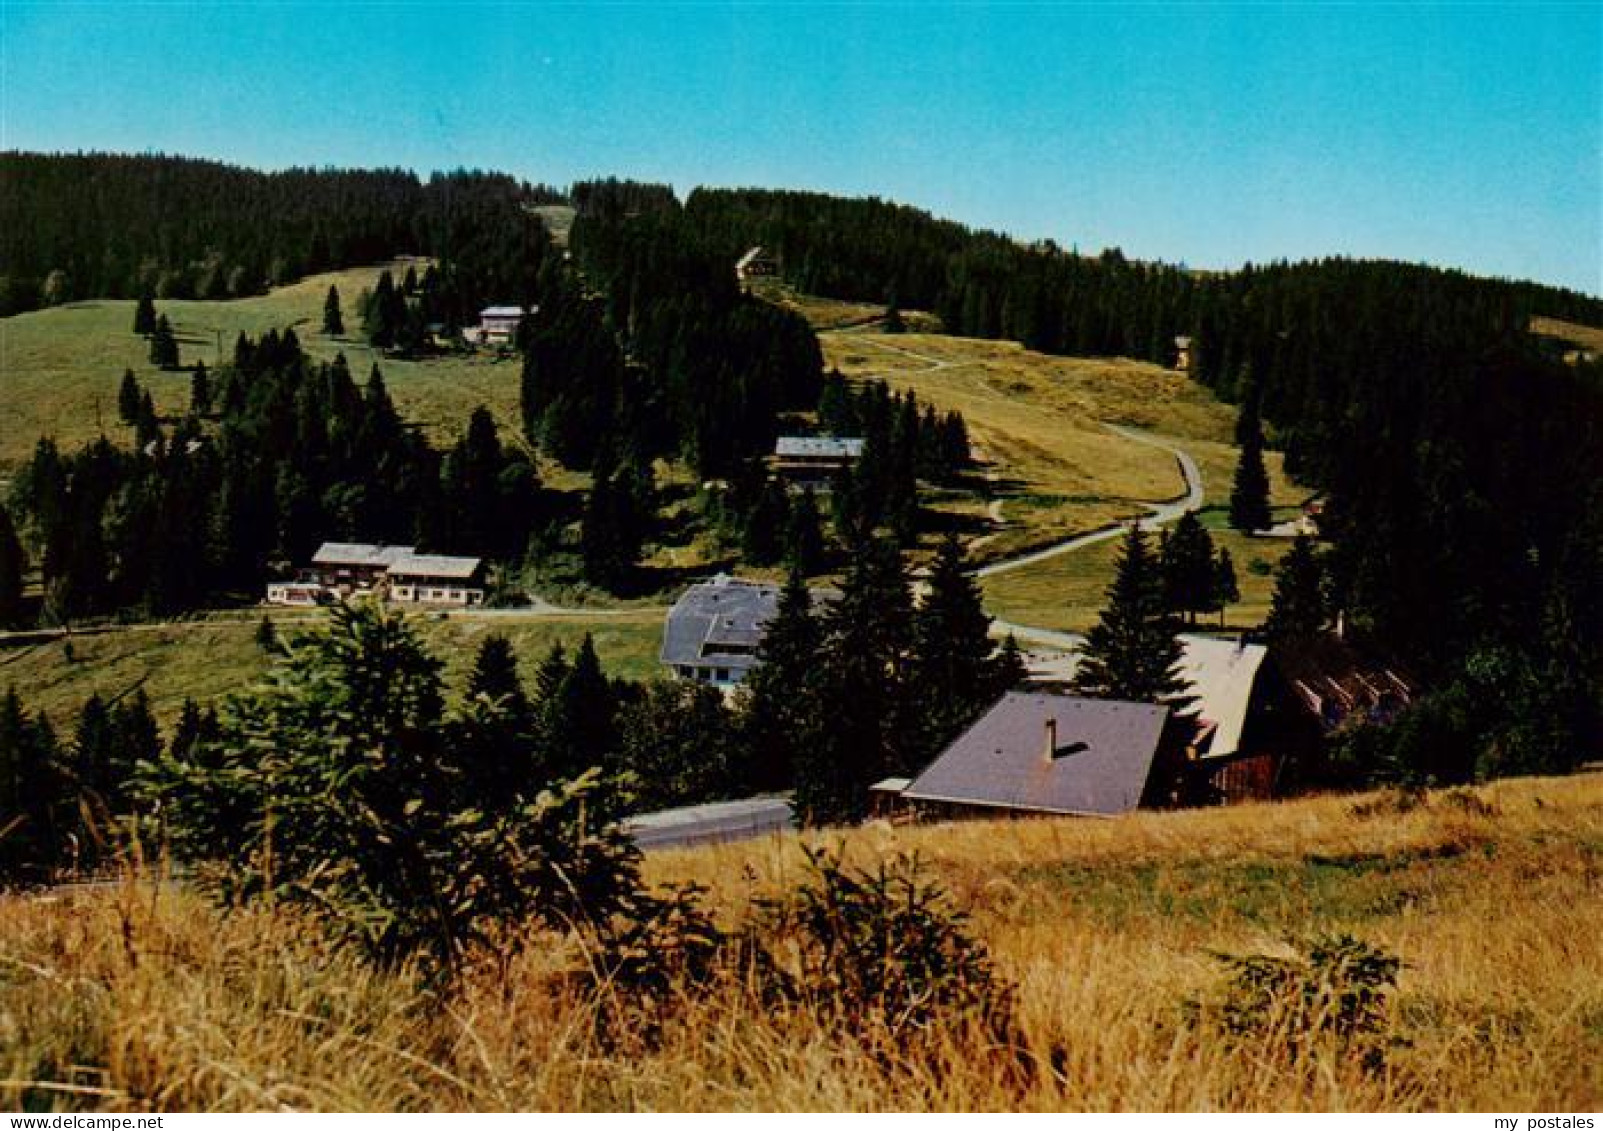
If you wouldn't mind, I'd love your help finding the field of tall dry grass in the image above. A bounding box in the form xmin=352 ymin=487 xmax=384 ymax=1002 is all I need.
xmin=3 ymin=774 xmax=1600 ymax=1112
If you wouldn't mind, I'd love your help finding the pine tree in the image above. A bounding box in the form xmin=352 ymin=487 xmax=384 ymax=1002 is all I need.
xmin=1159 ymin=511 xmax=1217 ymax=623
xmin=72 ymin=693 xmax=116 ymax=815
xmin=1229 ymin=406 xmax=1272 ymax=533
xmin=741 ymin=567 xmax=824 ymax=792
xmin=1075 ymin=524 xmax=1192 ymax=708
xmin=364 ymin=271 xmax=399 ymax=349
xmin=581 ymin=462 xmax=645 ymax=592
xmin=542 ymin=634 xmax=617 ymax=782
xmin=136 ymin=600 xmax=640 ymax=975
xmin=467 ymin=634 xmax=525 ymax=708
xmin=134 ymin=390 xmax=161 ymax=451
xmin=148 ymin=315 xmax=180 ymax=369
xmin=190 ymin=360 xmax=211 ymax=416
xmin=0 ymin=688 xmax=61 ymax=878
xmin=133 ymin=292 xmax=156 ymax=336
xmin=0 ymin=504 xmax=26 ymax=628
xmin=110 ymin=689 xmax=161 ymax=807
xmin=117 ymin=369 xmax=142 ymax=425
xmin=910 ymin=533 xmax=998 ymax=758
xmin=795 ymin=538 xmax=913 ymax=825
xmin=741 ymin=478 xmax=791 ymax=566
xmin=168 ymin=698 xmax=205 ymax=763
xmin=1264 ymin=535 xmax=1328 ymax=641
xmin=457 ymin=633 xmax=535 ymax=809
xmin=992 ymin=633 xmax=1028 ymax=694
xmin=784 ymin=487 xmax=826 ymax=576
xmin=322 ymin=284 xmax=344 ymax=336
xmin=1211 ymin=547 xmax=1240 ymax=626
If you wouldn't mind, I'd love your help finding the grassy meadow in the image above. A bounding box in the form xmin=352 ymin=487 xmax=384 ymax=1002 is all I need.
xmin=0 ymin=263 xmax=527 ymax=472
xmin=818 ymin=329 xmax=1306 ymax=629
xmin=822 ymin=331 xmax=1305 ymax=562
xmin=0 ymin=609 xmax=668 ymax=731
xmin=2 ymin=773 xmax=1598 ymax=1111
xmin=982 ymin=516 xmax=1294 ymax=634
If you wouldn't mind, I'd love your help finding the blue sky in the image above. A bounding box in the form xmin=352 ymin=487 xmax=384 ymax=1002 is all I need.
xmin=4 ymin=2 xmax=1598 ymax=293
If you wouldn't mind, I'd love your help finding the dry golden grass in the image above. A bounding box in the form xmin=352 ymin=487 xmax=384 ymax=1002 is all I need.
xmin=1530 ymin=315 xmax=1603 ymax=354
xmin=822 ymin=332 xmax=1303 ymax=563
xmin=4 ymin=774 xmax=1599 ymax=1111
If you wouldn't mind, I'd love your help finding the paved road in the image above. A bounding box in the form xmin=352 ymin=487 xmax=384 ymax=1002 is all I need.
xmin=974 ymin=423 xmax=1204 ymax=580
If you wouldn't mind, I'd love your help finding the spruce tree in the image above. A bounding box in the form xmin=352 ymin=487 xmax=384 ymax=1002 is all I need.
xmin=0 ymin=504 xmax=25 ymax=628
xmin=168 ymin=698 xmax=205 ymax=762
xmin=190 ymin=360 xmax=211 ymax=416
xmin=468 ymin=633 xmax=530 ymax=718
xmin=542 ymin=634 xmax=616 ymax=782
xmin=741 ymin=567 xmax=824 ymax=792
xmin=795 ymin=537 xmax=913 ymax=825
xmin=134 ymin=391 xmax=161 ymax=451
xmin=581 ymin=463 xmax=644 ymax=592
xmin=72 ymin=693 xmax=116 ymax=814
xmin=1229 ymin=406 xmax=1272 ymax=533
xmin=1211 ymin=547 xmax=1240 ymax=626
xmin=457 ymin=633 xmax=535 ymax=810
xmin=133 ymin=292 xmax=156 ymax=336
xmin=148 ymin=314 xmax=180 ymax=369
xmin=910 ymin=533 xmax=998 ymax=757
xmin=365 ymin=271 xmax=398 ymax=349
xmin=1264 ymin=535 xmax=1328 ymax=641
xmin=992 ymin=633 xmax=1028 ymax=694
xmin=117 ymin=369 xmax=142 ymax=425
xmin=784 ymin=487 xmax=826 ymax=576
xmin=110 ymin=690 xmax=161 ymax=807
xmin=322 ymin=284 xmax=344 ymax=336
xmin=741 ymin=478 xmax=790 ymax=566
xmin=1074 ymin=524 xmax=1192 ymax=708
xmin=1159 ymin=511 xmax=1217 ymax=623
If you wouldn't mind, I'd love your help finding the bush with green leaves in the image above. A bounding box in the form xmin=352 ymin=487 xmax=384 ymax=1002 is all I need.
xmin=1207 ymin=933 xmax=1403 ymax=1068
xmin=139 ymin=599 xmax=642 ymax=978
xmin=756 ymin=845 xmax=1023 ymax=1053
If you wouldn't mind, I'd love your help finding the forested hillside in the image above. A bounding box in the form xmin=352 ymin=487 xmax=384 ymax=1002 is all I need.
xmin=4 ymin=157 xmax=1601 ymax=785
xmin=682 ymin=186 xmax=1603 ymax=781
xmin=0 ymin=152 xmax=562 ymax=321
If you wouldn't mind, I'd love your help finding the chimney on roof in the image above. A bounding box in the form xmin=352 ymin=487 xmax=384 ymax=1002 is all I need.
xmin=1043 ymin=716 xmax=1058 ymax=762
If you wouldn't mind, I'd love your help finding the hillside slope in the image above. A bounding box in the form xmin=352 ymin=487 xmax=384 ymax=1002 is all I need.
xmin=5 ymin=774 xmax=1598 ymax=1110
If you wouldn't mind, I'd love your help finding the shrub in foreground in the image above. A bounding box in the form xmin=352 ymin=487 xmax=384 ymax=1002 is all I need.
xmin=139 ymin=599 xmax=642 ymax=978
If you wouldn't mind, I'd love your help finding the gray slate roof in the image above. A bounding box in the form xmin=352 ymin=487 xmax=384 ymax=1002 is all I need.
xmin=624 ymin=795 xmax=794 ymax=850
xmin=312 ymin=542 xmax=414 ymax=569
xmin=388 ymin=552 xmax=483 ymax=581
xmin=774 ymin=436 xmax=865 ymax=460
xmin=479 ymin=305 xmax=525 ymax=319
xmin=902 ymin=691 xmax=1170 ymax=817
xmin=660 ymin=574 xmax=782 ymax=674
